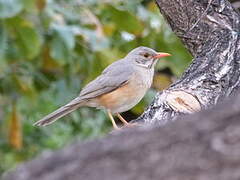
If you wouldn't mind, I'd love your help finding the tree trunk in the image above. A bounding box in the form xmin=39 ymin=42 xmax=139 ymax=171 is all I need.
xmin=3 ymin=0 xmax=240 ymax=179
xmin=135 ymin=0 xmax=240 ymax=125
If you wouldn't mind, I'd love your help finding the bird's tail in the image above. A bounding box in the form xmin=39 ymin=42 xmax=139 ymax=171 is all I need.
xmin=34 ymin=97 xmax=85 ymax=127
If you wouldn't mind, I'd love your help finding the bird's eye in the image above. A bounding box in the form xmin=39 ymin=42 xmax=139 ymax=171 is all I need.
xmin=144 ymin=53 xmax=149 ymax=58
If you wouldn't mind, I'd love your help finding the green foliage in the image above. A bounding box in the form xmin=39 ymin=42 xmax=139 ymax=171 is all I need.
xmin=0 ymin=0 xmax=23 ymax=18
xmin=0 ymin=0 xmax=192 ymax=175
xmin=105 ymin=5 xmax=144 ymax=35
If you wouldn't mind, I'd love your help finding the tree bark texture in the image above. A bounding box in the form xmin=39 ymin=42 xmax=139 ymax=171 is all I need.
xmin=135 ymin=0 xmax=240 ymax=125
xmin=3 ymin=93 xmax=240 ymax=180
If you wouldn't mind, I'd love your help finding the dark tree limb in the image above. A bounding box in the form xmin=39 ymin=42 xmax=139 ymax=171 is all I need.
xmin=3 ymin=93 xmax=240 ymax=180
xmin=135 ymin=0 xmax=240 ymax=125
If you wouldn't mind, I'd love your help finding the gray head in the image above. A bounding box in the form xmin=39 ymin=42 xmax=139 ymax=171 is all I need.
xmin=126 ymin=46 xmax=171 ymax=69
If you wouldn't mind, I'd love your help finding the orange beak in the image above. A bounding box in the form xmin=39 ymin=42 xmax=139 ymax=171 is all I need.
xmin=153 ymin=52 xmax=171 ymax=59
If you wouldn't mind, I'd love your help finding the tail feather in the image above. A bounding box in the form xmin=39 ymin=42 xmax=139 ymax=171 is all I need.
xmin=34 ymin=97 xmax=84 ymax=127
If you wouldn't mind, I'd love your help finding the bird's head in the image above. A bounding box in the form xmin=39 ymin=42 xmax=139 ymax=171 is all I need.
xmin=126 ymin=46 xmax=171 ymax=69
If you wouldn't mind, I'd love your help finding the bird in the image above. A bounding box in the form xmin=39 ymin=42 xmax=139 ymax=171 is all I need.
xmin=34 ymin=46 xmax=171 ymax=129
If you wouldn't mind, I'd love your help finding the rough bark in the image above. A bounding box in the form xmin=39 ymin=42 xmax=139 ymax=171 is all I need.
xmin=3 ymin=93 xmax=240 ymax=180
xmin=135 ymin=0 xmax=240 ymax=125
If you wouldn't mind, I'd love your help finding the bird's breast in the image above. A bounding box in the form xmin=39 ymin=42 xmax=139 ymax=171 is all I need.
xmin=95 ymin=71 xmax=153 ymax=113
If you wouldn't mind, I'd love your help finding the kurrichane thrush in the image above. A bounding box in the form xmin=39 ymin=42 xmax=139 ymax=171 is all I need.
xmin=34 ymin=46 xmax=171 ymax=129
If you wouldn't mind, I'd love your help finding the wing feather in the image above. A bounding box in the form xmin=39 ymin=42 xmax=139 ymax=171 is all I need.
xmin=79 ymin=59 xmax=134 ymax=100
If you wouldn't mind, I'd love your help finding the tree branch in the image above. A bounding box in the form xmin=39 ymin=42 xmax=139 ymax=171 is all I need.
xmin=3 ymin=93 xmax=240 ymax=180
xmin=135 ymin=0 xmax=240 ymax=125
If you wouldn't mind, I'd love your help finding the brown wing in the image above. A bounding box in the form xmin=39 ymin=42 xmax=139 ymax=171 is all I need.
xmin=79 ymin=59 xmax=134 ymax=100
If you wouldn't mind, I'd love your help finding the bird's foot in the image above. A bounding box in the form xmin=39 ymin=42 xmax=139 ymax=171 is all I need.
xmin=120 ymin=122 xmax=140 ymax=128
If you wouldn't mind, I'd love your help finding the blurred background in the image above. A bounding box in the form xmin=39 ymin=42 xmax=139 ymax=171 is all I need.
xmin=0 ymin=0 xmax=192 ymax=174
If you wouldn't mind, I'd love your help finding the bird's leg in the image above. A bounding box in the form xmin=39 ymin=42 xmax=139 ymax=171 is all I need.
xmin=116 ymin=113 xmax=129 ymax=125
xmin=107 ymin=110 xmax=119 ymax=130
xmin=117 ymin=113 xmax=140 ymax=128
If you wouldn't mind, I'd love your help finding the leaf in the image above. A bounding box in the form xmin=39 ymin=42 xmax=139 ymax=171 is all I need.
xmin=14 ymin=75 xmax=36 ymax=96
xmin=50 ymin=35 xmax=69 ymax=65
xmin=7 ymin=17 xmax=43 ymax=60
xmin=52 ymin=24 xmax=75 ymax=50
xmin=0 ymin=0 xmax=23 ymax=18
xmin=36 ymin=0 xmax=46 ymax=11
xmin=42 ymin=46 xmax=62 ymax=71
xmin=8 ymin=102 xmax=22 ymax=150
xmin=0 ymin=23 xmax=7 ymax=58
xmin=77 ymin=28 xmax=109 ymax=51
xmin=104 ymin=5 xmax=144 ymax=35
xmin=50 ymin=24 xmax=76 ymax=65
xmin=22 ymin=0 xmax=37 ymax=13
xmin=15 ymin=25 xmax=42 ymax=59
